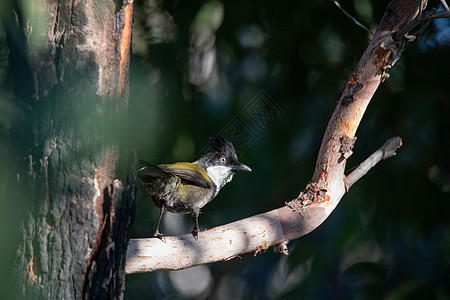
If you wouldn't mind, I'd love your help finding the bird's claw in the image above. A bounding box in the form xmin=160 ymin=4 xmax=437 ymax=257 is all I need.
xmin=153 ymin=231 xmax=166 ymax=243
xmin=191 ymin=228 xmax=199 ymax=241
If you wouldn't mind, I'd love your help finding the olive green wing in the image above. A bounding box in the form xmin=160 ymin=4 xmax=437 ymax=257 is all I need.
xmin=165 ymin=162 xmax=212 ymax=189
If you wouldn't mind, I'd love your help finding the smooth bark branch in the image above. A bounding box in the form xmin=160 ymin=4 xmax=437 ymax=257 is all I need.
xmin=126 ymin=0 xmax=423 ymax=274
xmin=345 ymin=137 xmax=403 ymax=190
xmin=127 ymin=207 xmax=319 ymax=273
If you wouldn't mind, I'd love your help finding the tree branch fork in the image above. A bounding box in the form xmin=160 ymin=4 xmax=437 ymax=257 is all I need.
xmin=126 ymin=136 xmax=401 ymax=274
xmin=125 ymin=0 xmax=434 ymax=274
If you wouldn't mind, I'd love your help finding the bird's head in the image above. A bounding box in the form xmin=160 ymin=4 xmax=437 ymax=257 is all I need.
xmin=196 ymin=137 xmax=251 ymax=191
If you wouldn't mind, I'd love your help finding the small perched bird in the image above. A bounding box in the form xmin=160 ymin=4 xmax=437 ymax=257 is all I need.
xmin=138 ymin=137 xmax=251 ymax=240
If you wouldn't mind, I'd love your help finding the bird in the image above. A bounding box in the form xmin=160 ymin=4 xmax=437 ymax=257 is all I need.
xmin=137 ymin=137 xmax=251 ymax=241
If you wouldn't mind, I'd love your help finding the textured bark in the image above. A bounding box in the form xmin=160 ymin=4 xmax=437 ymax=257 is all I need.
xmin=6 ymin=0 xmax=135 ymax=299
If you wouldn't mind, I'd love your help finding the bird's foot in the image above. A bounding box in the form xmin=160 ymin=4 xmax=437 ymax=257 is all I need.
xmin=153 ymin=231 xmax=166 ymax=243
xmin=191 ymin=228 xmax=199 ymax=241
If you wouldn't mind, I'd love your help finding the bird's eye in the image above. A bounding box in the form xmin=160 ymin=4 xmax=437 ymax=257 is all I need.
xmin=220 ymin=157 xmax=227 ymax=163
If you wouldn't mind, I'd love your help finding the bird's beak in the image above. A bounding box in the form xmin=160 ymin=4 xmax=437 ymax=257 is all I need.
xmin=233 ymin=162 xmax=252 ymax=172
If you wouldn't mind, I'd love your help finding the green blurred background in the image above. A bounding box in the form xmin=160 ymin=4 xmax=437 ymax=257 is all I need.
xmin=1 ymin=0 xmax=450 ymax=299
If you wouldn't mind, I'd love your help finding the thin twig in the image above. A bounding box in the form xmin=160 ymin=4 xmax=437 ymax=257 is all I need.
xmin=440 ymin=0 xmax=450 ymax=11
xmin=419 ymin=0 xmax=424 ymax=17
xmin=344 ymin=137 xmax=402 ymax=191
xmin=395 ymin=9 xmax=450 ymax=40
xmin=331 ymin=0 xmax=374 ymax=36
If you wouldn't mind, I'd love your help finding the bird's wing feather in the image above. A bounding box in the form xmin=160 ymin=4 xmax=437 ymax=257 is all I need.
xmin=138 ymin=160 xmax=172 ymax=179
xmin=165 ymin=162 xmax=212 ymax=189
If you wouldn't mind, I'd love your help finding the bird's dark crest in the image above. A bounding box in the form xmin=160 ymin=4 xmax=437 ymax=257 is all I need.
xmin=209 ymin=137 xmax=236 ymax=154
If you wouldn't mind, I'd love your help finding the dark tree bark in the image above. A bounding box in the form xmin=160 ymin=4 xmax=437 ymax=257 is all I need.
xmin=3 ymin=0 xmax=135 ymax=299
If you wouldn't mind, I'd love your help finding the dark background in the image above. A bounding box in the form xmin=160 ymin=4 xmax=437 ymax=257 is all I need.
xmin=1 ymin=0 xmax=449 ymax=299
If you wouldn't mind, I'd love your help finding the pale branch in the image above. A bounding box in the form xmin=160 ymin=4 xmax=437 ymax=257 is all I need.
xmin=126 ymin=206 xmax=326 ymax=274
xmin=344 ymin=137 xmax=402 ymax=191
xmin=126 ymin=0 xmax=417 ymax=274
xmin=331 ymin=0 xmax=374 ymax=36
xmin=307 ymin=0 xmax=419 ymax=207
xmin=440 ymin=0 xmax=450 ymax=11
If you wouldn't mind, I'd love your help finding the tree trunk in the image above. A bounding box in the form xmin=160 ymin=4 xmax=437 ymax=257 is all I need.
xmin=4 ymin=0 xmax=135 ymax=298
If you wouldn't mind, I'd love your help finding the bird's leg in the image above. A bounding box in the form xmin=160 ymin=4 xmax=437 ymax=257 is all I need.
xmin=191 ymin=211 xmax=200 ymax=240
xmin=153 ymin=206 xmax=166 ymax=242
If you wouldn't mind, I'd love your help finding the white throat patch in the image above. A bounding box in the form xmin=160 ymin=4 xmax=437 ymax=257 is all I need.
xmin=206 ymin=165 xmax=234 ymax=193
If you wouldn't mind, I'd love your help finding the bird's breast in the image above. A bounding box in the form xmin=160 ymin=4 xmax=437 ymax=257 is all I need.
xmin=177 ymin=183 xmax=216 ymax=210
